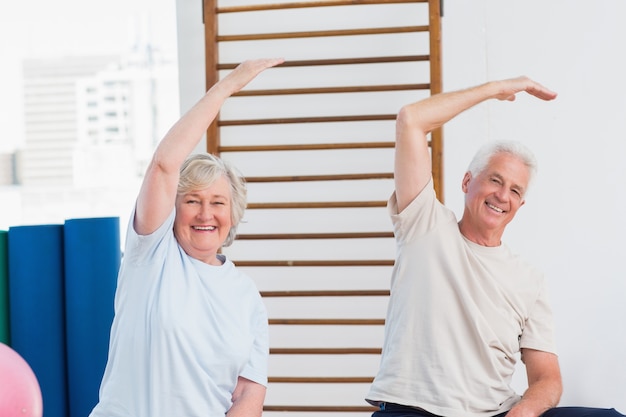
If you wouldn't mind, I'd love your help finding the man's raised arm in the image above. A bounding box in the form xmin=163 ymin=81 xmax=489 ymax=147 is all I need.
xmin=394 ymin=76 xmax=557 ymax=212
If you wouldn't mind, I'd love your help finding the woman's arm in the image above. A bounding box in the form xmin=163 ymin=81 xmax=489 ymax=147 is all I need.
xmin=134 ymin=58 xmax=284 ymax=235
xmin=226 ymin=377 xmax=267 ymax=417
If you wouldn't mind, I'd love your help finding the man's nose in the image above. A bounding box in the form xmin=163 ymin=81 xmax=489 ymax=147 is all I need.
xmin=494 ymin=187 xmax=509 ymax=202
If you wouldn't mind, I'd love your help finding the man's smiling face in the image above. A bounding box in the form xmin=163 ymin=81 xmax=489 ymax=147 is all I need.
xmin=460 ymin=152 xmax=529 ymax=244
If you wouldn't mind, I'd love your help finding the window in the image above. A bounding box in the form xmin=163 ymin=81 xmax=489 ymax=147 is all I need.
xmin=0 ymin=0 xmax=180 ymax=237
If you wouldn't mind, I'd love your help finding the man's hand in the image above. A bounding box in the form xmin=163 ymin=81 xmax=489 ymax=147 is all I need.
xmin=492 ymin=76 xmax=558 ymax=102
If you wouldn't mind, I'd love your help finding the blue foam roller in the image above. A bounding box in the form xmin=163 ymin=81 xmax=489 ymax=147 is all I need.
xmin=0 ymin=230 xmax=9 ymax=345
xmin=8 ymin=224 xmax=69 ymax=417
xmin=63 ymin=217 xmax=120 ymax=417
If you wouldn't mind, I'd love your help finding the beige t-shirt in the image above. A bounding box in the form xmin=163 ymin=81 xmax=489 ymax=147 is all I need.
xmin=366 ymin=179 xmax=556 ymax=417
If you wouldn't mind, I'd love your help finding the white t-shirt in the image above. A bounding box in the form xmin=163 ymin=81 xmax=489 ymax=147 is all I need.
xmin=90 ymin=210 xmax=268 ymax=417
xmin=366 ymin=179 xmax=556 ymax=417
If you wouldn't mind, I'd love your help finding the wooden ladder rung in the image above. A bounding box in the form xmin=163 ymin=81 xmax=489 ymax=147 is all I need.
xmin=261 ymin=290 xmax=389 ymax=297
xmin=270 ymin=347 xmax=382 ymax=354
xmin=269 ymin=376 xmax=374 ymax=383
xmin=218 ymin=26 xmax=429 ymax=42
xmin=237 ymin=232 xmax=393 ymax=240
xmin=234 ymin=83 xmax=429 ymax=96
xmin=269 ymin=318 xmax=385 ymax=325
xmin=246 ymin=201 xmax=388 ymax=209
xmin=244 ymin=172 xmax=393 ymax=182
xmin=218 ymin=55 xmax=430 ymax=70
xmin=234 ymin=260 xmax=394 ymax=267
xmin=219 ymin=114 xmax=396 ymax=126
xmin=218 ymin=0 xmax=427 ymax=14
xmin=219 ymin=141 xmax=394 ymax=153
xmin=263 ymin=405 xmax=378 ymax=412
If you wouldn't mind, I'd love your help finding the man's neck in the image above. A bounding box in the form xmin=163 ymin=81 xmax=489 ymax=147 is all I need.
xmin=458 ymin=219 xmax=503 ymax=247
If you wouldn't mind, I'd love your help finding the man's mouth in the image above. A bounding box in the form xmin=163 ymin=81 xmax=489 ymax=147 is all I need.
xmin=486 ymin=203 xmax=504 ymax=213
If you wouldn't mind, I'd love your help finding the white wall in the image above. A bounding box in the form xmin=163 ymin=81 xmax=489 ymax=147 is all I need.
xmin=175 ymin=0 xmax=626 ymax=410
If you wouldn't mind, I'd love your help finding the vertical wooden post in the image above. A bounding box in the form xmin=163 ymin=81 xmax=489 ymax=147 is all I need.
xmin=429 ymin=0 xmax=444 ymax=203
xmin=203 ymin=0 xmax=220 ymax=155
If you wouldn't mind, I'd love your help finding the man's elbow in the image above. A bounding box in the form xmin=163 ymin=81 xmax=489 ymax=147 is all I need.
xmin=396 ymin=104 xmax=417 ymax=129
xmin=396 ymin=103 xmax=435 ymax=137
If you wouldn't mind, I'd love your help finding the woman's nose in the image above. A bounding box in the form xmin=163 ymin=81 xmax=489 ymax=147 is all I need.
xmin=197 ymin=204 xmax=213 ymax=219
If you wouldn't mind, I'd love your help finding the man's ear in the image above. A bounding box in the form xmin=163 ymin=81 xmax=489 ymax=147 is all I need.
xmin=461 ymin=172 xmax=472 ymax=193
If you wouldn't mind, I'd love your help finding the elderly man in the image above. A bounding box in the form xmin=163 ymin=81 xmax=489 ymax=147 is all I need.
xmin=366 ymin=77 xmax=624 ymax=417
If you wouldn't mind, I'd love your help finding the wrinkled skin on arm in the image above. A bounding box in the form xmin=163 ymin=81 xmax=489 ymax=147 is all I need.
xmin=506 ymin=349 xmax=563 ymax=417
xmin=227 ymin=377 xmax=267 ymax=417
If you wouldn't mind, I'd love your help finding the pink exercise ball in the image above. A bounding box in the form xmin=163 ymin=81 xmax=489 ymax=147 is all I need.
xmin=0 ymin=343 xmax=43 ymax=417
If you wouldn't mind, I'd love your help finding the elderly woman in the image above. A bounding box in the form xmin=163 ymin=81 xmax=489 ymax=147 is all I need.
xmin=89 ymin=58 xmax=284 ymax=417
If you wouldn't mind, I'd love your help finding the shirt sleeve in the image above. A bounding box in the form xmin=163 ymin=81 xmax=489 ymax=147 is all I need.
xmin=123 ymin=207 xmax=176 ymax=265
xmin=520 ymin=280 xmax=558 ymax=355
xmin=239 ymin=296 xmax=269 ymax=386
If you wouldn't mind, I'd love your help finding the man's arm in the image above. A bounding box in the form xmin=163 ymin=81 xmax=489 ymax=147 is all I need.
xmin=394 ymin=77 xmax=557 ymax=212
xmin=226 ymin=377 xmax=267 ymax=417
xmin=506 ymin=348 xmax=563 ymax=417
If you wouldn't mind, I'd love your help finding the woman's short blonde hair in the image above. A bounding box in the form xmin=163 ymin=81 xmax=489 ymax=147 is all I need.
xmin=178 ymin=153 xmax=247 ymax=247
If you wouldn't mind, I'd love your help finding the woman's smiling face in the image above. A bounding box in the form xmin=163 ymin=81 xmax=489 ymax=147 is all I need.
xmin=174 ymin=175 xmax=232 ymax=265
